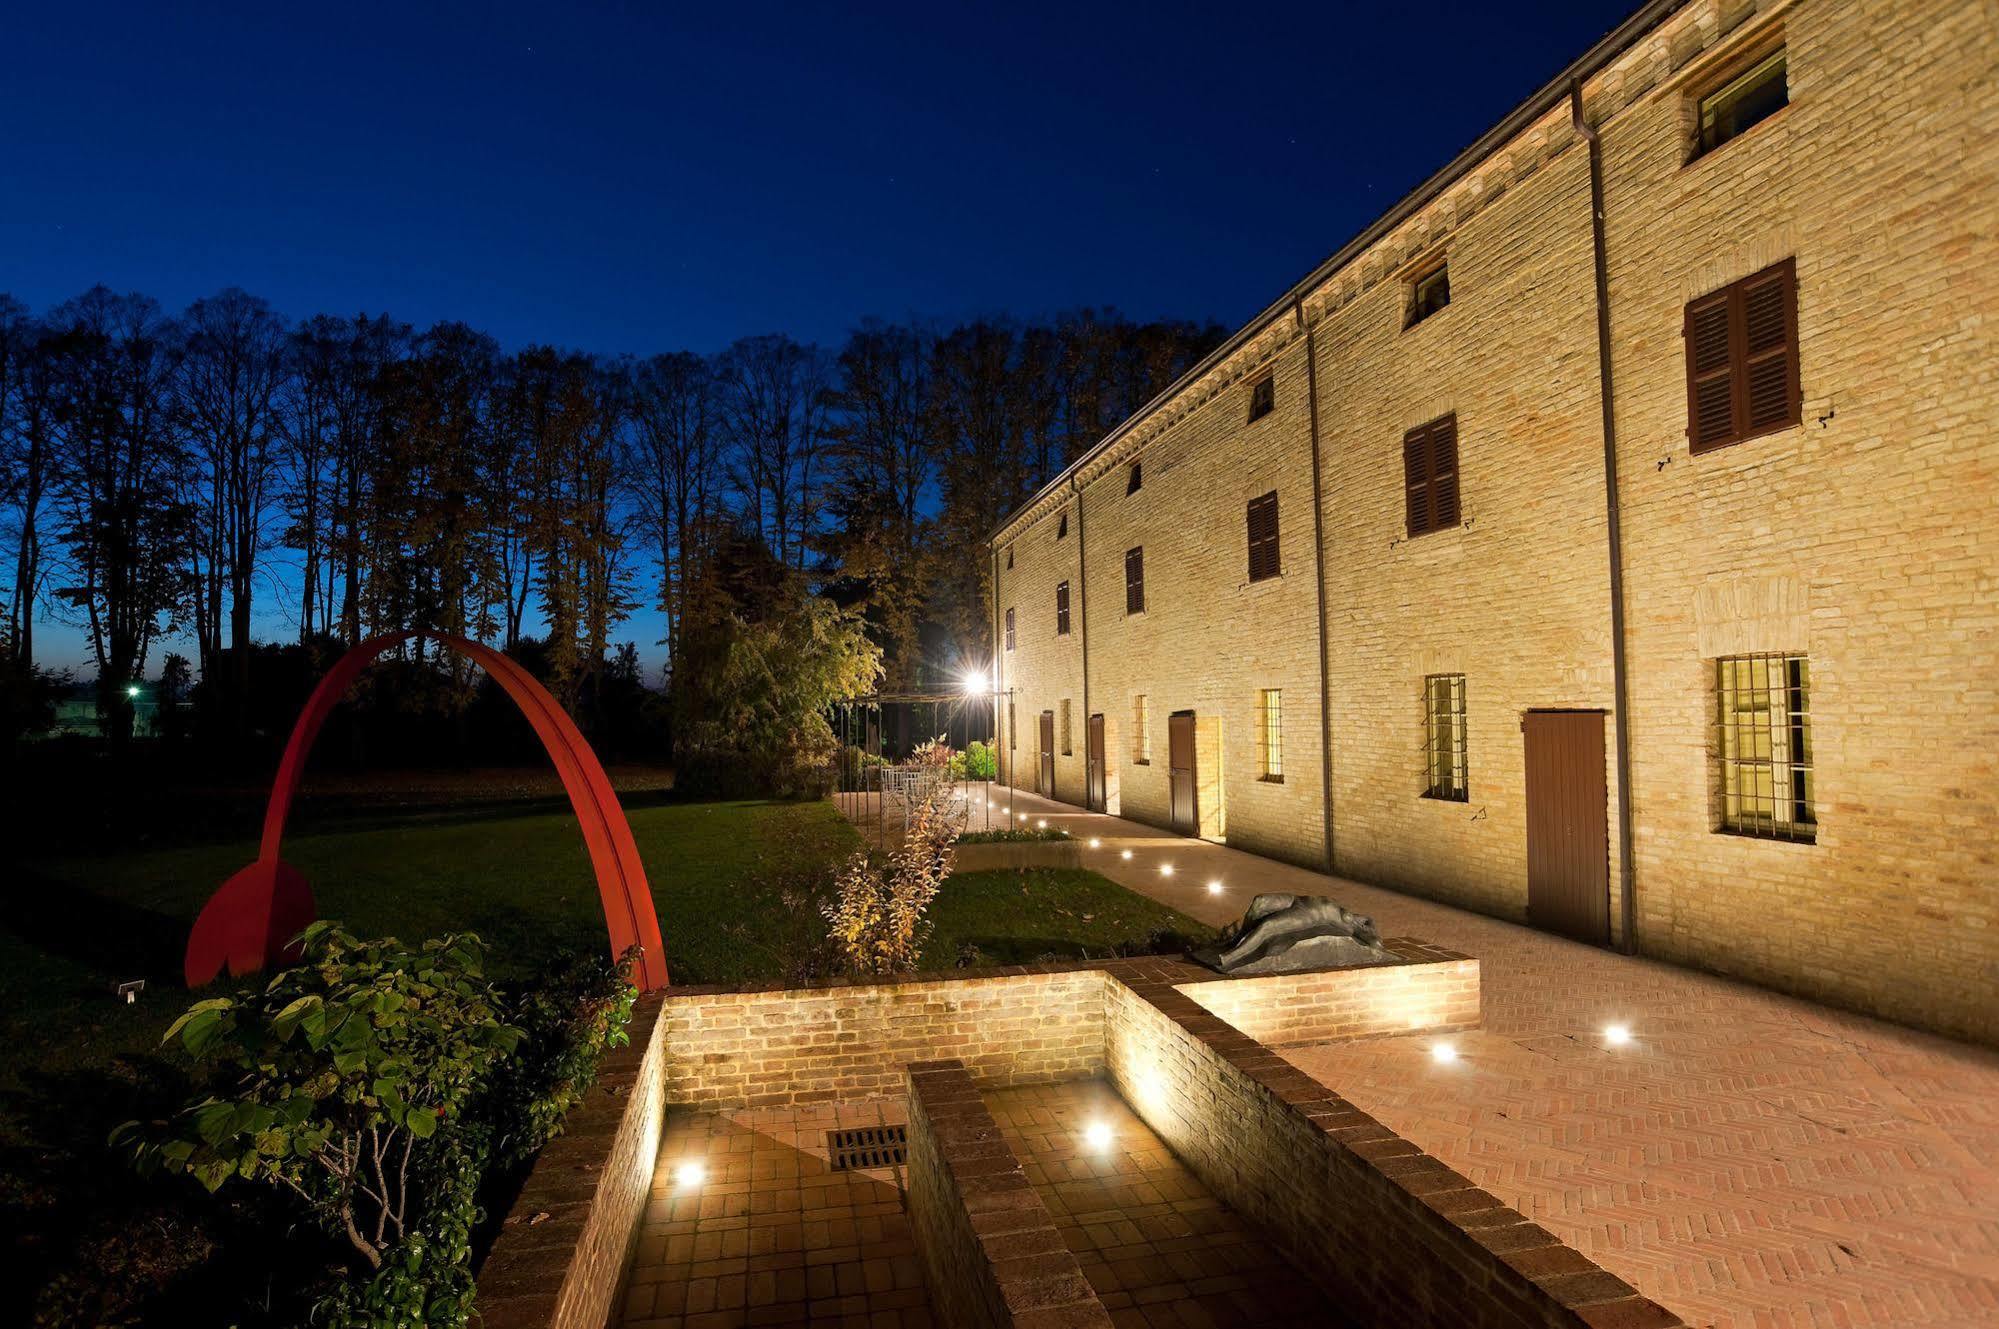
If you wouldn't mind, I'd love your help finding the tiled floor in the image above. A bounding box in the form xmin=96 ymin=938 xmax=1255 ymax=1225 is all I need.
xmin=984 ymin=1080 xmax=1340 ymax=1328
xmin=969 ymin=789 xmax=1999 ymax=1329
xmin=621 ymin=1100 xmax=931 ymax=1329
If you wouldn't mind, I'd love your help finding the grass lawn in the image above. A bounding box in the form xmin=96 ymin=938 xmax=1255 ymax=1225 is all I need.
xmin=1 ymin=796 xmax=1207 ymax=1097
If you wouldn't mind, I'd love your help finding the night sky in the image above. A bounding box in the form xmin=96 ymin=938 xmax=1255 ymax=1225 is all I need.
xmin=6 ymin=0 xmax=1632 ymax=669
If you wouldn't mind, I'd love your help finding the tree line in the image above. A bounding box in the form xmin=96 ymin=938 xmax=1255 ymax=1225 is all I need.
xmin=0 ymin=286 xmax=1222 ymax=742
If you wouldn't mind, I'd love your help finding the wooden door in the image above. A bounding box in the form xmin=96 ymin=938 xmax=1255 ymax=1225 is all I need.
xmin=1086 ymin=713 xmax=1107 ymax=811
xmin=1523 ymin=710 xmax=1610 ymax=946
xmin=1168 ymin=711 xmax=1198 ymax=834
xmin=1038 ymin=711 xmax=1056 ymax=798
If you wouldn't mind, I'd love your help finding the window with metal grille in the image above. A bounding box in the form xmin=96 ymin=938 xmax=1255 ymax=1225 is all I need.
xmin=1685 ymin=259 xmax=1799 ymax=453
xmin=1132 ymin=694 xmax=1150 ymax=764
xmin=1403 ymin=415 xmax=1461 ymax=538
xmin=1125 ymin=547 xmax=1144 ymax=615
xmin=1060 ymin=699 xmax=1072 ymax=755
xmin=1055 ymin=581 xmax=1070 ymax=635
xmin=1423 ymin=674 xmax=1468 ymax=801
xmin=1127 ymin=462 xmax=1143 ymax=494
xmin=1004 ymin=607 xmax=1015 ymax=651
xmin=1247 ymin=375 xmax=1275 ymax=422
xmin=1716 ymin=653 xmax=1814 ymax=841
xmin=1406 ymin=259 xmax=1451 ymax=328
xmin=1057 ymin=510 xmax=1068 ymax=539
xmin=1695 ymin=46 xmax=1787 ymax=157
xmin=1257 ymin=689 xmax=1284 ymax=782
xmin=1246 ymin=491 xmax=1280 ymax=582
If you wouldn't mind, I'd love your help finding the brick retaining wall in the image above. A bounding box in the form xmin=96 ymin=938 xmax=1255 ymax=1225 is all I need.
xmin=1178 ymin=938 xmax=1480 ymax=1047
xmin=905 ymin=1059 xmax=1113 ymax=1329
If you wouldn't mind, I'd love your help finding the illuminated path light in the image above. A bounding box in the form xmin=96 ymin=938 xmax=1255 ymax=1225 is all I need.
xmin=1431 ymin=1041 xmax=1459 ymax=1064
xmin=1088 ymin=838 xmax=1101 ymax=849
xmin=674 ymin=1160 xmax=706 ymax=1189
xmin=1120 ymin=849 xmax=1134 ymax=861
xmin=1207 ymin=879 xmax=1224 ymax=895
xmin=1083 ymin=1121 xmax=1114 ymax=1152
xmin=1604 ymin=1023 xmax=1633 ymax=1046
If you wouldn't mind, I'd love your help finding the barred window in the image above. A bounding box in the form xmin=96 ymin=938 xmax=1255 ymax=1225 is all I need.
xmin=1004 ymin=607 xmax=1015 ymax=651
xmin=1060 ymin=699 xmax=1073 ymax=755
xmin=1716 ymin=654 xmax=1814 ymax=841
xmin=1257 ymin=689 xmax=1284 ymax=782
xmin=1423 ymin=674 xmax=1467 ymax=801
xmin=1132 ymin=695 xmax=1150 ymax=764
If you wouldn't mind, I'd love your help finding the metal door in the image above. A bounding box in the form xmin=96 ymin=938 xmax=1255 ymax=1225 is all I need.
xmin=1086 ymin=713 xmax=1107 ymax=811
xmin=1038 ymin=711 xmax=1056 ymax=798
xmin=1168 ymin=711 xmax=1197 ymax=834
xmin=1523 ymin=710 xmax=1611 ymax=946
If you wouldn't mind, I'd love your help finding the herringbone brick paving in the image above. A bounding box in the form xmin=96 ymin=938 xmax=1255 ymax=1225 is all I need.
xmin=980 ymin=789 xmax=1999 ymax=1329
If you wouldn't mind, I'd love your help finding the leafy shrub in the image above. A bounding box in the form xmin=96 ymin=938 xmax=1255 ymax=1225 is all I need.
xmin=823 ymin=793 xmax=960 ymax=975
xmin=962 ymin=740 xmax=998 ymax=781
xmin=957 ymin=827 xmax=1069 ymax=844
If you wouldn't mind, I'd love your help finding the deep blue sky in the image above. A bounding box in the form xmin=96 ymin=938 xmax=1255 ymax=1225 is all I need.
xmin=6 ymin=0 xmax=1630 ymax=669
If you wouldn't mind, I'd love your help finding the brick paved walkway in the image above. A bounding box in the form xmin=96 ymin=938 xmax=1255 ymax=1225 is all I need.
xmin=986 ymin=1079 xmax=1340 ymax=1327
xmin=971 ymin=790 xmax=1999 ymax=1329
xmin=621 ymin=1100 xmax=932 ymax=1329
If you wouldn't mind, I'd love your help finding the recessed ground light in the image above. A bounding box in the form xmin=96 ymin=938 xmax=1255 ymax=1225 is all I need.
xmin=1159 ymin=863 xmax=1174 ymax=877
xmin=1431 ymin=1042 xmax=1458 ymax=1064
xmin=1088 ymin=838 xmax=1101 ymax=849
xmin=1603 ymin=1024 xmax=1632 ymax=1046
xmin=1018 ymin=813 xmax=1030 ymax=821
xmin=1036 ymin=819 xmax=1047 ymax=829
xmin=1206 ymin=880 xmax=1224 ymax=895
xmin=1120 ymin=849 xmax=1134 ymax=861
xmin=1084 ymin=1121 xmax=1114 ymax=1151
xmin=674 ymin=1161 xmax=706 ymax=1188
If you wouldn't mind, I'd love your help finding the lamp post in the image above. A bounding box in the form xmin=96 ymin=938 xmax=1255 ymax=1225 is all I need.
xmin=960 ymin=667 xmax=1012 ymax=834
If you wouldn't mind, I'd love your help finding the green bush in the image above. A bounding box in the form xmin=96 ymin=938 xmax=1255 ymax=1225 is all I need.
xmin=119 ymin=925 xmax=637 ymax=1329
xmin=958 ymin=826 xmax=1069 ymax=843
xmin=962 ymin=741 xmax=998 ymax=781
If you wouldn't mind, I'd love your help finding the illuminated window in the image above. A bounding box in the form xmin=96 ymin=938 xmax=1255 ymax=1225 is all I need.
xmin=1695 ymin=46 xmax=1787 ymax=158
xmin=1423 ymin=675 xmax=1467 ymax=801
xmin=1257 ymin=689 xmax=1283 ymax=782
xmin=1716 ymin=654 xmax=1814 ymax=841
xmin=1132 ymin=695 xmax=1150 ymax=764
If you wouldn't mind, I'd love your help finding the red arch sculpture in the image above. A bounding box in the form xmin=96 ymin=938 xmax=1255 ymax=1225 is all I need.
xmin=184 ymin=631 xmax=669 ymax=991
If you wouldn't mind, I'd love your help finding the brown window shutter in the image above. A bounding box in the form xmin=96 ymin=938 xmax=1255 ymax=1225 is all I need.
xmin=1404 ymin=426 xmax=1431 ymax=537
xmin=1430 ymin=416 xmax=1460 ymax=529
xmin=1055 ymin=581 xmax=1070 ymax=635
xmin=1246 ymin=492 xmax=1280 ymax=581
xmin=1125 ymin=547 xmax=1145 ymax=614
xmin=1686 ymin=257 xmax=1799 ymax=453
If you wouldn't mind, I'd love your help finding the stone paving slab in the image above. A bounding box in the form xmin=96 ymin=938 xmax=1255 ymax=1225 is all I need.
xmin=963 ymin=789 xmax=1999 ymax=1329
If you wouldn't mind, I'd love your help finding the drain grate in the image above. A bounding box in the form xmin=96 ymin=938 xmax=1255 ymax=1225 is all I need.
xmin=827 ymin=1124 xmax=908 ymax=1171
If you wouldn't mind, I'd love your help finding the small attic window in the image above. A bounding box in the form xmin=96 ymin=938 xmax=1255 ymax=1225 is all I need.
xmin=1127 ymin=462 xmax=1143 ymax=495
xmin=1407 ymin=259 xmax=1451 ymax=327
xmin=1247 ymin=375 xmax=1275 ymax=422
xmin=1006 ymin=545 xmax=1014 ymax=569
xmin=1057 ymin=510 xmax=1068 ymax=539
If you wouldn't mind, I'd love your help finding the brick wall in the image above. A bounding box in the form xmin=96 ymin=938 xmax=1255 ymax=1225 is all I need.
xmin=659 ymin=968 xmax=1105 ymax=1109
xmin=1104 ymin=974 xmax=1685 ymax=1329
xmin=476 ymin=993 xmax=669 ymax=1329
xmin=905 ymin=1060 xmax=1112 ymax=1329
xmin=1177 ymin=940 xmax=1480 ymax=1048
xmin=989 ymin=0 xmax=1999 ymax=1044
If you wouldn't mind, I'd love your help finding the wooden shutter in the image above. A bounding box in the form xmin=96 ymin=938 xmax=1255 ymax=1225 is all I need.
xmin=1686 ymin=258 xmax=1799 ymax=452
xmin=1125 ymin=547 xmax=1145 ymax=614
xmin=1055 ymin=581 xmax=1070 ymax=635
xmin=1246 ymin=491 xmax=1280 ymax=581
xmin=1402 ymin=414 xmax=1460 ymax=538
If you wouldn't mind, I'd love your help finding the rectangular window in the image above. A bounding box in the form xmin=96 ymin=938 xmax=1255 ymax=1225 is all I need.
xmin=1696 ymin=46 xmax=1788 ymax=157
xmin=1125 ymin=546 xmax=1144 ymax=615
xmin=1004 ymin=607 xmax=1015 ymax=651
xmin=1246 ymin=491 xmax=1280 ymax=582
xmin=1685 ymin=258 xmax=1800 ymax=454
xmin=1406 ymin=259 xmax=1450 ymax=327
xmin=1257 ymin=689 xmax=1284 ymax=782
xmin=1006 ymin=546 xmax=1014 ymax=569
xmin=1132 ymin=695 xmax=1150 ymax=764
xmin=1403 ymin=414 xmax=1461 ymax=538
xmin=1423 ymin=674 xmax=1468 ymax=801
xmin=1055 ymin=581 xmax=1070 ymax=635
xmin=1057 ymin=509 xmax=1068 ymax=539
xmin=1247 ymin=375 xmax=1275 ymax=422
xmin=1127 ymin=462 xmax=1143 ymax=494
xmin=1717 ymin=654 xmax=1814 ymax=841
xmin=1060 ymin=699 xmax=1072 ymax=755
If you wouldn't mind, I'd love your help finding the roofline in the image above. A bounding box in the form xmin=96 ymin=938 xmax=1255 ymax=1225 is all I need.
xmin=987 ymin=0 xmax=1691 ymax=547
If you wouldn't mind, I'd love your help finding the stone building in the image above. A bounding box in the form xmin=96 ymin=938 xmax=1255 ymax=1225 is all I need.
xmin=987 ymin=0 xmax=1998 ymax=1043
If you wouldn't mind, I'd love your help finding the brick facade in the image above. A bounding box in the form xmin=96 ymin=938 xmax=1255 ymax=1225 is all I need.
xmin=990 ymin=0 xmax=1999 ymax=1044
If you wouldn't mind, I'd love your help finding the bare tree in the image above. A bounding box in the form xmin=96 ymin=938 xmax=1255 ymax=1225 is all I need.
xmin=715 ymin=334 xmax=829 ymax=571
xmin=626 ymin=350 xmax=717 ymax=667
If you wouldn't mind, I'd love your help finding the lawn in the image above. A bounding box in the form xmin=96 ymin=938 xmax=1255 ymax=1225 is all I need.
xmin=1 ymin=796 xmax=1206 ymax=1095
